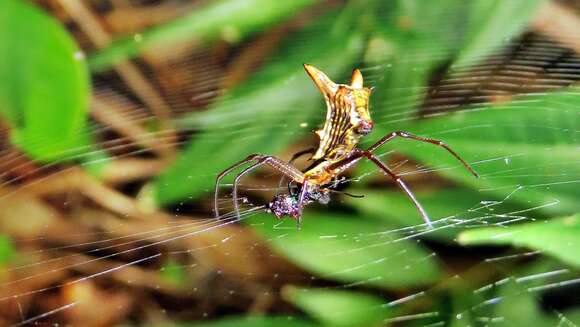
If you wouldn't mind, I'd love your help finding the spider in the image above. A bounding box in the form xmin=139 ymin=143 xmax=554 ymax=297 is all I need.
xmin=214 ymin=64 xmax=478 ymax=228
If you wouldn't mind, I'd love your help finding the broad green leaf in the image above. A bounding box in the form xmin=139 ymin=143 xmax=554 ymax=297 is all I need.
xmin=154 ymin=12 xmax=363 ymax=205
xmin=458 ymin=214 xmax=580 ymax=268
xmin=384 ymin=90 xmax=580 ymax=217
xmin=247 ymin=212 xmax=440 ymax=288
xmin=453 ymin=0 xmax=545 ymax=68
xmin=167 ymin=316 xmax=319 ymax=327
xmin=0 ymin=235 xmax=14 ymax=264
xmin=89 ymin=0 xmax=318 ymax=71
xmin=348 ymin=189 xmax=523 ymax=242
xmin=283 ymin=287 xmax=390 ymax=327
xmin=0 ymin=0 xmax=90 ymax=161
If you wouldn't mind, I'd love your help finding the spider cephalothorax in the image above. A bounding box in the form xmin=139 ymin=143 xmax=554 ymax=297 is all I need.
xmin=214 ymin=64 xmax=478 ymax=228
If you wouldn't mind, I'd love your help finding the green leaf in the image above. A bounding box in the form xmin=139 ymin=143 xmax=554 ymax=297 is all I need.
xmin=385 ymin=89 xmax=580 ymax=217
xmin=348 ymin=189 xmax=523 ymax=242
xmin=458 ymin=214 xmax=580 ymax=268
xmin=0 ymin=235 xmax=15 ymax=265
xmin=153 ymin=12 xmax=363 ymax=205
xmin=89 ymin=0 xmax=318 ymax=72
xmin=453 ymin=0 xmax=546 ymax=68
xmin=165 ymin=316 xmax=319 ymax=327
xmin=0 ymin=0 xmax=90 ymax=161
xmin=247 ymin=212 xmax=440 ymax=289
xmin=283 ymin=286 xmax=390 ymax=327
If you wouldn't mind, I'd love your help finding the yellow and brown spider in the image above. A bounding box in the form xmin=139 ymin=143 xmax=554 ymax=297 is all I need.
xmin=214 ymin=64 xmax=478 ymax=228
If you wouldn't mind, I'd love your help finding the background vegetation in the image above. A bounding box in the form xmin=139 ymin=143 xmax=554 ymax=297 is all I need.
xmin=0 ymin=0 xmax=578 ymax=326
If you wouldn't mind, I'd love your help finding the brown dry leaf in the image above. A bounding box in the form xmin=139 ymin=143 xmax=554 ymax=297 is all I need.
xmin=62 ymin=279 xmax=133 ymax=327
xmin=0 ymin=190 xmax=82 ymax=242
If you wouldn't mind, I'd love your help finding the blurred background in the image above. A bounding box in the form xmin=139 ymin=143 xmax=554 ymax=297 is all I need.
xmin=0 ymin=0 xmax=579 ymax=326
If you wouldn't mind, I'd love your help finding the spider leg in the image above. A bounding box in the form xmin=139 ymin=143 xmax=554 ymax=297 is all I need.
xmin=367 ymin=131 xmax=479 ymax=178
xmin=289 ymin=148 xmax=316 ymax=163
xmin=287 ymin=181 xmax=300 ymax=197
xmin=215 ymin=154 xmax=305 ymax=219
xmin=295 ymin=180 xmax=311 ymax=230
xmin=330 ymin=150 xmax=433 ymax=228
xmin=360 ymin=150 xmax=432 ymax=228
xmin=277 ymin=148 xmax=315 ymax=196
xmin=232 ymin=160 xmax=268 ymax=221
xmin=328 ymin=189 xmax=365 ymax=198
xmin=214 ymin=155 xmax=261 ymax=218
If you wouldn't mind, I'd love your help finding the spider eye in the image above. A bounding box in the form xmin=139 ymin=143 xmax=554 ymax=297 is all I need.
xmin=356 ymin=120 xmax=373 ymax=135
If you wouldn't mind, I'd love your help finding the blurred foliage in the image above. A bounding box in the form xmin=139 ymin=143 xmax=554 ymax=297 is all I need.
xmin=0 ymin=0 xmax=578 ymax=326
xmin=174 ymin=316 xmax=319 ymax=327
xmin=89 ymin=0 xmax=319 ymax=71
xmin=0 ymin=0 xmax=90 ymax=161
xmin=459 ymin=214 xmax=580 ymax=268
xmin=451 ymin=0 xmax=546 ymax=67
xmin=282 ymin=287 xmax=391 ymax=326
xmin=247 ymin=212 xmax=440 ymax=288
xmin=348 ymin=188 xmax=522 ymax=242
xmin=478 ymin=259 xmax=580 ymax=326
xmin=361 ymin=0 xmax=545 ymax=120
xmin=394 ymin=90 xmax=579 ymax=217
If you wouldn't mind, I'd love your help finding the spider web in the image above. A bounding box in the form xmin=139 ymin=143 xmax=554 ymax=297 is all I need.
xmin=0 ymin=1 xmax=579 ymax=326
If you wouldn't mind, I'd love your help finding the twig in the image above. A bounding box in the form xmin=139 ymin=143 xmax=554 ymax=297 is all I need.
xmin=92 ymin=94 xmax=174 ymax=157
